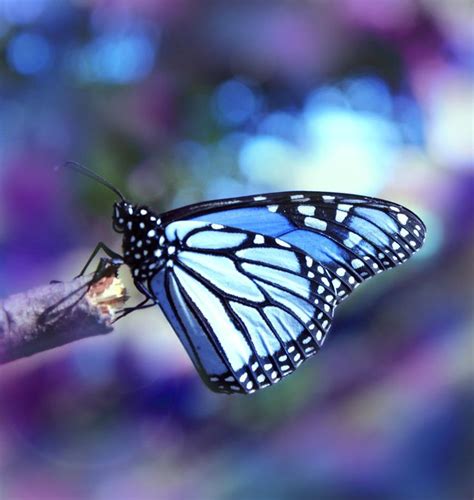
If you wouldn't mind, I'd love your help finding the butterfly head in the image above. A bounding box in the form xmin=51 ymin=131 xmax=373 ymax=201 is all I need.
xmin=112 ymin=201 xmax=136 ymax=233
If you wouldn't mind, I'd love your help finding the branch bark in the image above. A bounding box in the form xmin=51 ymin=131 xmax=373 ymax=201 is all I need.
xmin=0 ymin=263 xmax=127 ymax=364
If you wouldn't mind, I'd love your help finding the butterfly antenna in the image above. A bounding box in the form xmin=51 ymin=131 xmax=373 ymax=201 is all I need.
xmin=62 ymin=161 xmax=126 ymax=201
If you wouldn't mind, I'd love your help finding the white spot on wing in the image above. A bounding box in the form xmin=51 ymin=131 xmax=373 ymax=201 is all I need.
xmin=352 ymin=258 xmax=364 ymax=269
xmin=335 ymin=204 xmax=352 ymax=223
xmin=397 ymin=213 xmax=409 ymax=225
xmin=304 ymin=217 xmax=327 ymax=231
xmin=275 ymin=238 xmax=291 ymax=248
xmin=297 ymin=205 xmax=316 ymax=216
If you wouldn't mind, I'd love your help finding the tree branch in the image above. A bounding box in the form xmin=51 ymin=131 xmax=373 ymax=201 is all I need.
xmin=0 ymin=263 xmax=127 ymax=364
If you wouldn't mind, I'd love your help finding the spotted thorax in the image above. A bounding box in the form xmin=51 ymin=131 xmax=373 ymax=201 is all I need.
xmin=112 ymin=202 xmax=168 ymax=281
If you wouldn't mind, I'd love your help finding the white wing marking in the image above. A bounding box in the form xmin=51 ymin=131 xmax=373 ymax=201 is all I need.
xmin=187 ymin=230 xmax=247 ymax=249
xmin=167 ymin=273 xmax=226 ymax=374
xmin=235 ymin=247 xmax=300 ymax=273
xmin=230 ymin=302 xmax=282 ymax=358
xmin=257 ymin=280 xmax=318 ymax=325
xmin=242 ymin=262 xmax=311 ymax=299
xmin=178 ymin=251 xmax=265 ymax=302
xmin=264 ymin=306 xmax=305 ymax=343
xmin=165 ymin=220 xmax=208 ymax=240
xmin=173 ymin=266 xmax=252 ymax=371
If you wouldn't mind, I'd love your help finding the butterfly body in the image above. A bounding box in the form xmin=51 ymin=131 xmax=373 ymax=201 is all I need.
xmin=107 ymin=191 xmax=426 ymax=395
xmin=113 ymin=202 xmax=167 ymax=281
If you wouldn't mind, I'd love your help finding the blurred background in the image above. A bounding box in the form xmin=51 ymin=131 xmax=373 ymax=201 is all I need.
xmin=0 ymin=0 xmax=472 ymax=499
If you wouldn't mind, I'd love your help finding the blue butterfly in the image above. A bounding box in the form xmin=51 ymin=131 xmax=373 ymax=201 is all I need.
xmin=69 ymin=163 xmax=426 ymax=395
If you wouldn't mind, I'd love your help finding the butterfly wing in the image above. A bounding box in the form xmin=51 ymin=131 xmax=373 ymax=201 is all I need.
xmin=162 ymin=191 xmax=426 ymax=303
xmin=150 ymin=220 xmax=338 ymax=394
xmin=152 ymin=191 xmax=425 ymax=394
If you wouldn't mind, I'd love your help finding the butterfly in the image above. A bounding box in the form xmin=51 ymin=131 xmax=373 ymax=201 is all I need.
xmin=68 ymin=162 xmax=426 ymax=395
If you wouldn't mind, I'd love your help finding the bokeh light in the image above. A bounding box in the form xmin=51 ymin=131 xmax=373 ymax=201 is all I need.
xmin=76 ymin=29 xmax=157 ymax=84
xmin=239 ymin=76 xmax=421 ymax=195
xmin=0 ymin=0 xmax=47 ymax=25
xmin=212 ymin=79 xmax=260 ymax=126
xmin=7 ymin=32 xmax=53 ymax=75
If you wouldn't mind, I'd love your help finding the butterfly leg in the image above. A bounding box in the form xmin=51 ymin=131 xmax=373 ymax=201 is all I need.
xmin=113 ymin=298 xmax=156 ymax=323
xmin=112 ymin=279 xmax=158 ymax=322
xmin=77 ymin=242 xmax=123 ymax=278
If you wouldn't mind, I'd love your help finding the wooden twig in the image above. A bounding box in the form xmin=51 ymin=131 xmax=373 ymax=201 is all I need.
xmin=0 ymin=263 xmax=127 ymax=364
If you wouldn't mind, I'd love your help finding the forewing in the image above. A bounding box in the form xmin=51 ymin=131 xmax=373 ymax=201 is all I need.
xmin=161 ymin=191 xmax=426 ymax=303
